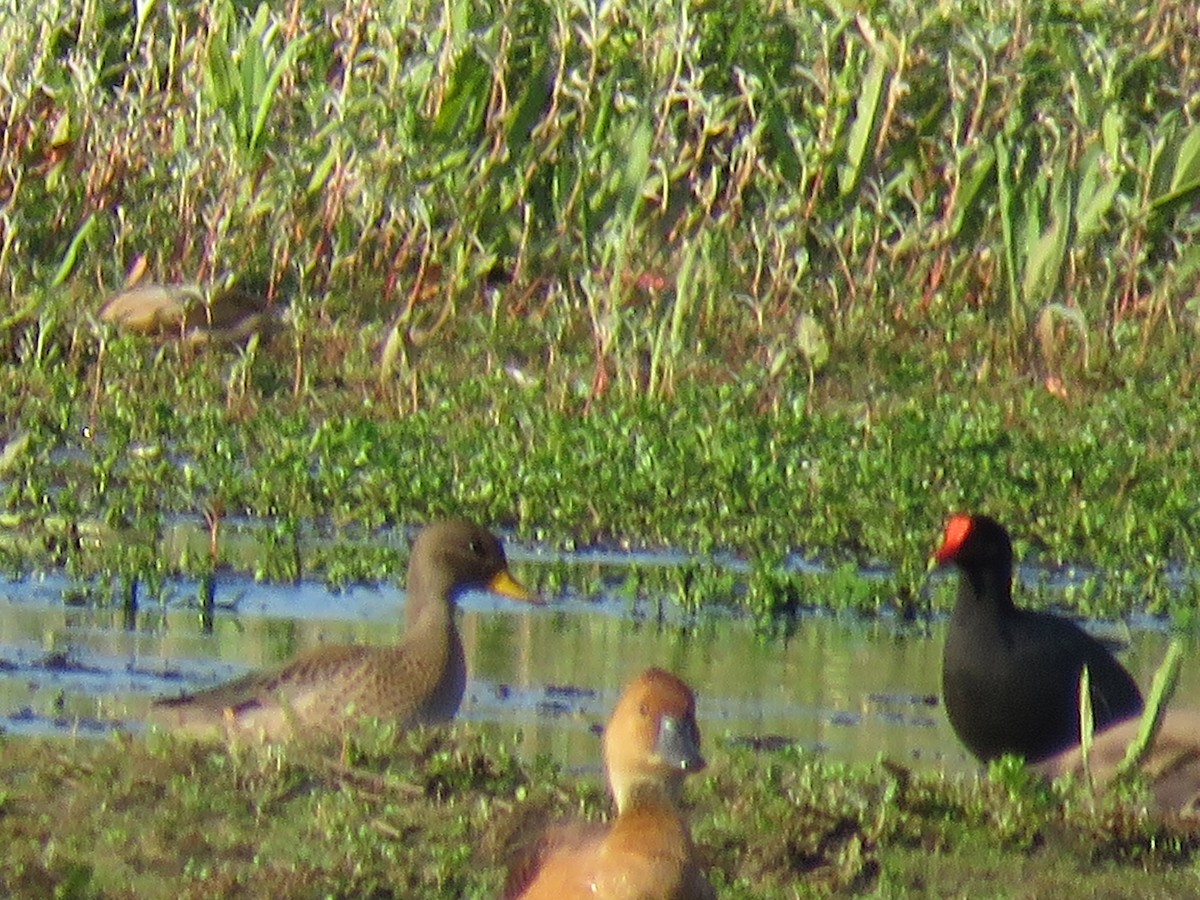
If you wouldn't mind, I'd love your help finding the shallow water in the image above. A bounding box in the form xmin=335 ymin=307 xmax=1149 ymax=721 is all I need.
xmin=0 ymin=549 xmax=1193 ymax=777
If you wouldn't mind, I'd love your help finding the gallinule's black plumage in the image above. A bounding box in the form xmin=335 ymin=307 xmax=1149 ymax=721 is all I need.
xmin=936 ymin=514 xmax=1143 ymax=763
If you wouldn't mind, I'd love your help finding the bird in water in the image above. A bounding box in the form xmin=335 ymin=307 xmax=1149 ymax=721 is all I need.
xmin=935 ymin=513 xmax=1143 ymax=763
xmin=150 ymin=518 xmax=536 ymax=742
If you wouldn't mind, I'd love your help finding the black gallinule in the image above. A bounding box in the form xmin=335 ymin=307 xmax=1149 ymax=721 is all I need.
xmin=936 ymin=513 xmax=1143 ymax=763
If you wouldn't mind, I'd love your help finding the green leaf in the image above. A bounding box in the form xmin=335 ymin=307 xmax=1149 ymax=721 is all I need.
xmin=1078 ymin=664 xmax=1094 ymax=789
xmin=1117 ymin=640 xmax=1183 ymax=778
xmin=839 ymin=48 xmax=888 ymax=198
xmin=51 ymin=213 xmax=98 ymax=286
xmin=1147 ymin=120 xmax=1200 ymax=214
xmin=617 ymin=116 xmax=654 ymax=221
xmin=1022 ymin=161 xmax=1074 ymax=307
xmin=1169 ymin=123 xmax=1200 ymax=194
xmin=1100 ymin=107 xmax=1122 ymax=159
xmin=948 ymin=143 xmax=996 ymax=241
xmin=247 ymin=30 xmax=304 ymax=157
xmin=432 ymin=46 xmax=490 ymax=143
xmin=1074 ymin=144 xmax=1119 ymax=242
xmin=505 ymin=57 xmax=552 ymax=159
xmin=203 ymin=2 xmax=238 ymax=111
xmin=995 ymin=135 xmax=1021 ymax=318
xmin=306 ymin=142 xmax=340 ymax=197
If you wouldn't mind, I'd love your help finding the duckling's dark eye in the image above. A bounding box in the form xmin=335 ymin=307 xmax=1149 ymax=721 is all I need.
xmin=469 ymin=539 xmax=484 ymax=557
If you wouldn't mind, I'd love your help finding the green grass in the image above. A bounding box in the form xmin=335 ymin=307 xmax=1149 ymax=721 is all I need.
xmin=2 ymin=361 xmax=1198 ymax=619
xmin=1 ymin=728 xmax=1198 ymax=898
xmin=2 ymin=0 xmax=1200 ymax=619
xmin=4 ymin=5 xmax=1200 ymax=894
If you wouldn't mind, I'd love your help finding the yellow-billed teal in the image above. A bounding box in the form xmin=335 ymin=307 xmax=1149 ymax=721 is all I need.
xmin=150 ymin=518 xmax=536 ymax=741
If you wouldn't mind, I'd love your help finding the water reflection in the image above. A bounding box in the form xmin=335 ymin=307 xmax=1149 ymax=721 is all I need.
xmin=1 ymin=566 xmax=1193 ymax=779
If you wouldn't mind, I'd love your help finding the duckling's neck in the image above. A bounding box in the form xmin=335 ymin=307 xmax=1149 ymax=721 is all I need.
xmin=610 ymin=769 xmax=685 ymax=815
xmin=607 ymin=780 xmax=692 ymax=860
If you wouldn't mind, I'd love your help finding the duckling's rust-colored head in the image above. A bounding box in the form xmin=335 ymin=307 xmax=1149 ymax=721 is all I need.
xmin=604 ymin=667 xmax=705 ymax=811
xmin=505 ymin=668 xmax=712 ymax=900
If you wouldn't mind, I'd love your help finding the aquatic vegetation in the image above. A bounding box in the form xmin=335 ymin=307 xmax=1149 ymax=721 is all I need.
xmin=3 ymin=3 xmax=1199 ymax=893
xmin=3 ymin=376 xmax=1196 ymax=620
xmin=2 ymin=1 xmax=1199 ymax=618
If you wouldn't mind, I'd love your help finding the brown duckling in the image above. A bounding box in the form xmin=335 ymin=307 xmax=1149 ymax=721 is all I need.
xmin=506 ymin=668 xmax=714 ymax=900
